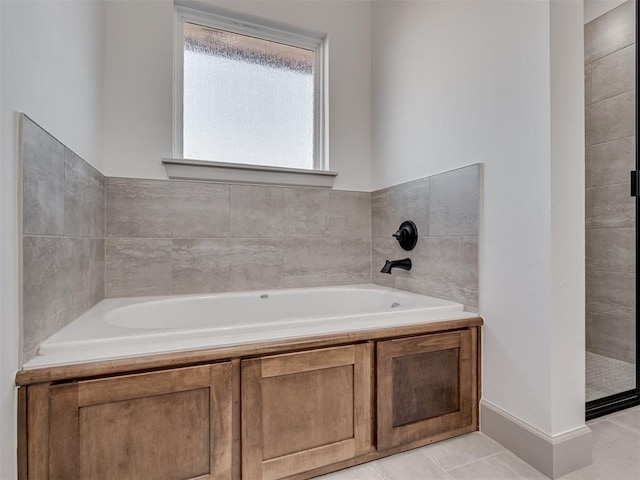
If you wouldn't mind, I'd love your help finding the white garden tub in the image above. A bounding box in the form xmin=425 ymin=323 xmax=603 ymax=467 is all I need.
xmin=24 ymin=284 xmax=477 ymax=369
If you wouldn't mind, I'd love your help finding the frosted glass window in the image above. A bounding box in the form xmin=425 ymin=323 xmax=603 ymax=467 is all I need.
xmin=183 ymin=22 xmax=315 ymax=170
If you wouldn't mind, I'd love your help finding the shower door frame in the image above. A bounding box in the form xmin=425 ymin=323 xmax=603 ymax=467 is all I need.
xmin=585 ymin=3 xmax=640 ymax=420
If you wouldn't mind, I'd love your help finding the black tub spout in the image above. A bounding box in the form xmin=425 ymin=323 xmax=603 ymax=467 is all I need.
xmin=380 ymin=258 xmax=412 ymax=274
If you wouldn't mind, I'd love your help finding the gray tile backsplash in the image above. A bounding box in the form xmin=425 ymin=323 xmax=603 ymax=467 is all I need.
xmin=21 ymin=115 xmax=105 ymax=361
xmin=585 ymin=3 xmax=636 ymax=364
xmin=172 ymin=239 xmax=284 ymax=294
xmin=106 ymin=238 xmax=172 ymax=297
xmin=429 ymin=167 xmax=479 ymax=237
xmin=22 ymin=113 xmax=481 ymax=357
xmin=107 ymin=178 xmax=230 ymax=238
xmin=230 ymin=185 xmax=330 ymax=238
xmin=23 ymin=236 xmax=103 ymax=355
xmin=329 ymin=191 xmax=371 ymax=237
xmin=106 ymin=180 xmax=372 ymax=297
xmin=22 ymin=116 xmax=65 ymax=236
xmin=65 ymin=148 xmax=105 ymax=238
xmin=229 ymin=185 xmax=288 ymax=238
xmin=283 ymin=237 xmax=372 ymax=287
xmin=105 ymin=165 xmax=479 ymax=308
xmin=372 ymin=165 xmax=480 ymax=311
xmin=372 ymin=177 xmax=429 ymax=238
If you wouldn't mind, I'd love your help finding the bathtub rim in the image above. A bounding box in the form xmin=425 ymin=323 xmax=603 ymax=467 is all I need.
xmin=16 ymin=315 xmax=482 ymax=386
xmin=17 ymin=284 xmax=481 ymax=385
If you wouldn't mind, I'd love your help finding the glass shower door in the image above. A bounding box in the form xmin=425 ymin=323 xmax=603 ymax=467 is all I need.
xmin=584 ymin=0 xmax=639 ymax=418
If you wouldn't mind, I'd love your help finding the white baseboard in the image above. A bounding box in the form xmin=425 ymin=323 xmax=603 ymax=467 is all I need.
xmin=480 ymin=399 xmax=592 ymax=478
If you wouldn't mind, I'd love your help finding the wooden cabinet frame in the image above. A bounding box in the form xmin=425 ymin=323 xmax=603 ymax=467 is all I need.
xmin=376 ymin=329 xmax=478 ymax=450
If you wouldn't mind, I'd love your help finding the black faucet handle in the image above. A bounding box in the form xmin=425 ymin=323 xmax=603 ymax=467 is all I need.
xmin=392 ymin=221 xmax=418 ymax=251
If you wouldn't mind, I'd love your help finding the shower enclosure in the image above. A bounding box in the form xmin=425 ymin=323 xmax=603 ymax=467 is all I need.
xmin=585 ymin=0 xmax=640 ymax=419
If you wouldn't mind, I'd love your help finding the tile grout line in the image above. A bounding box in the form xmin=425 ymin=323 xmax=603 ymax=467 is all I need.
xmin=585 ymin=132 xmax=635 ymax=149
xmin=585 ymin=181 xmax=634 ymax=189
xmin=441 ymin=450 xmax=506 ymax=473
xmin=588 ymin=86 xmax=635 ymax=107
xmin=585 ymin=41 xmax=636 ymax=71
xmin=607 ymin=417 xmax=640 ymax=436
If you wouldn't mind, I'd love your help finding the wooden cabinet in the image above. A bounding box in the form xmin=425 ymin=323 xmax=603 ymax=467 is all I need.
xmin=35 ymin=363 xmax=233 ymax=480
xmin=376 ymin=329 xmax=478 ymax=451
xmin=241 ymin=344 xmax=373 ymax=480
xmin=19 ymin=322 xmax=481 ymax=480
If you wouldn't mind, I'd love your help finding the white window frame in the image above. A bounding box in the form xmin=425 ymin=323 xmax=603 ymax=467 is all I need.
xmin=173 ymin=5 xmax=328 ymax=173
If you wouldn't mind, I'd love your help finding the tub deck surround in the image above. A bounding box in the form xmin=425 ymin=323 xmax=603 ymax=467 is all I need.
xmin=16 ymin=286 xmax=481 ymax=480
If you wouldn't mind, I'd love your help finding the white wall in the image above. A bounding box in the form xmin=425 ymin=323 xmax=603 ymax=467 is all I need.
xmin=372 ymin=0 xmax=585 ymax=437
xmin=0 ymin=1 xmax=104 ymax=477
xmin=550 ymin=0 xmax=586 ymax=435
xmin=584 ymin=0 xmax=626 ymax=23
xmin=102 ymin=0 xmax=373 ymax=192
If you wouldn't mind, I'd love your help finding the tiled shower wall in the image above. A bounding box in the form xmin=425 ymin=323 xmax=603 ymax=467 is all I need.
xmin=372 ymin=165 xmax=479 ymax=310
xmin=21 ymin=114 xmax=480 ymax=359
xmin=21 ymin=116 xmax=105 ymax=361
xmin=104 ymin=179 xmax=372 ymax=296
xmin=585 ymin=0 xmax=636 ymax=364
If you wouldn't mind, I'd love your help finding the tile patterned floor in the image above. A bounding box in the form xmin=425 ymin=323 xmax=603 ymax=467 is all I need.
xmin=586 ymin=352 xmax=636 ymax=402
xmin=318 ymin=405 xmax=640 ymax=480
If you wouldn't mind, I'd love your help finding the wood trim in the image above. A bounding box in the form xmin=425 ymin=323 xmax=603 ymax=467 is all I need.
xmin=210 ymin=363 xmax=233 ymax=480
xmin=231 ymin=359 xmax=242 ymax=480
xmin=470 ymin=327 xmax=479 ymax=429
xmin=17 ymin=387 xmax=28 ymax=480
xmin=354 ymin=342 xmax=373 ymax=456
xmin=458 ymin=330 xmax=472 ymax=426
xmin=16 ymin=318 xmax=483 ymax=386
xmin=78 ymin=364 xmax=212 ymax=406
xmin=476 ymin=326 xmax=482 ymax=428
xmin=26 ymin=382 xmax=50 ymax=480
xmin=241 ymin=359 xmax=263 ymax=480
xmin=49 ymin=384 xmax=79 ymax=479
xmin=262 ymin=439 xmax=355 ymax=480
xmin=382 ymin=332 xmax=461 ymax=356
xmin=261 ymin=346 xmax=355 ymax=378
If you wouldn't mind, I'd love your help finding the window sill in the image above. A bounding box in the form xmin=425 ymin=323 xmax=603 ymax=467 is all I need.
xmin=162 ymin=158 xmax=338 ymax=188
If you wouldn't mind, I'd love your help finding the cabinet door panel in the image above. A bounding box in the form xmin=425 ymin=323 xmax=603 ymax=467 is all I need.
xmin=262 ymin=366 xmax=354 ymax=460
xmin=377 ymin=330 xmax=477 ymax=450
xmin=48 ymin=363 xmax=232 ymax=480
xmin=392 ymin=348 xmax=460 ymax=426
xmin=242 ymin=344 xmax=372 ymax=480
xmin=79 ymin=389 xmax=210 ymax=480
